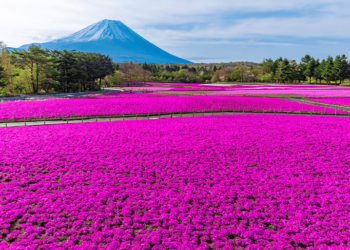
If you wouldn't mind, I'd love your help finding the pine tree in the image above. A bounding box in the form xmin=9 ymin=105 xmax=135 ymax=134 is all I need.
xmin=322 ymin=57 xmax=334 ymax=84
xmin=313 ymin=59 xmax=322 ymax=84
xmin=304 ymin=57 xmax=316 ymax=83
xmin=332 ymin=55 xmax=342 ymax=84
xmin=301 ymin=54 xmax=312 ymax=65
xmin=339 ymin=55 xmax=350 ymax=84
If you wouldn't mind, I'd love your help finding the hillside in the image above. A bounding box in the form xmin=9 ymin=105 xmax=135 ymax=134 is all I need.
xmin=16 ymin=20 xmax=192 ymax=64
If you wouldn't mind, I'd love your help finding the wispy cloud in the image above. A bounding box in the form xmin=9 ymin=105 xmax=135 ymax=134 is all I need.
xmin=1 ymin=0 xmax=349 ymax=62
xmin=318 ymin=40 xmax=339 ymax=45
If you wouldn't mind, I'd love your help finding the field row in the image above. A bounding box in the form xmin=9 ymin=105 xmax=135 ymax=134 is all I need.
xmin=0 ymin=96 xmax=348 ymax=120
xmin=122 ymin=85 xmax=350 ymax=98
xmin=306 ymin=98 xmax=350 ymax=107
xmin=1 ymin=115 xmax=350 ymax=249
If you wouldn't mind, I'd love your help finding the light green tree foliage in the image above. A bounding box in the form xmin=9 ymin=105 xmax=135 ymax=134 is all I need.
xmin=0 ymin=65 xmax=5 ymax=91
xmin=0 ymin=41 xmax=8 ymax=91
xmin=12 ymin=45 xmax=56 ymax=94
xmin=12 ymin=68 xmax=32 ymax=94
xmin=260 ymin=72 xmax=274 ymax=82
xmin=110 ymin=71 xmax=124 ymax=85
xmin=229 ymin=71 xmax=241 ymax=81
xmin=1 ymin=51 xmax=22 ymax=93
xmin=233 ymin=66 xmax=247 ymax=82
xmin=178 ymin=69 xmax=185 ymax=78
xmin=211 ymin=74 xmax=218 ymax=83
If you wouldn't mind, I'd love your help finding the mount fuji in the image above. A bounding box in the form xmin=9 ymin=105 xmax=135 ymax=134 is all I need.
xmin=17 ymin=19 xmax=192 ymax=64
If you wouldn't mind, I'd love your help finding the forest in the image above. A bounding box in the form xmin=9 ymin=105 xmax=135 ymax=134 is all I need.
xmin=0 ymin=43 xmax=114 ymax=94
xmin=1 ymin=41 xmax=350 ymax=95
xmin=137 ymin=55 xmax=350 ymax=85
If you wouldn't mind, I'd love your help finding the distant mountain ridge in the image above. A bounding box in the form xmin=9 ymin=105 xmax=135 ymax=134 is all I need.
xmin=16 ymin=19 xmax=192 ymax=64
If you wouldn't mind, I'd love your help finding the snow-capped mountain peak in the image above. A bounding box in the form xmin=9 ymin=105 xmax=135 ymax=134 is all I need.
xmin=17 ymin=19 xmax=192 ymax=64
xmin=53 ymin=19 xmax=143 ymax=43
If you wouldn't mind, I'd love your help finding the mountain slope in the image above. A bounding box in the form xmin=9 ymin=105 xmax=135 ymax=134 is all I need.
xmin=17 ymin=20 xmax=192 ymax=64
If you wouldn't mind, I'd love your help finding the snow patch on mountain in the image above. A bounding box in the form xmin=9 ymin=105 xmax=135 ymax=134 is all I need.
xmin=53 ymin=20 xmax=145 ymax=43
xmin=16 ymin=19 xmax=192 ymax=64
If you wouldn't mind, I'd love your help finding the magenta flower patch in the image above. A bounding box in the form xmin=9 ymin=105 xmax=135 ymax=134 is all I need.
xmin=208 ymin=89 xmax=350 ymax=97
xmin=306 ymin=98 xmax=350 ymax=106
xmin=0 ymin=96 xmax=346 ymax=120
xmin=1 ymin=115 xmax=350 ymax=249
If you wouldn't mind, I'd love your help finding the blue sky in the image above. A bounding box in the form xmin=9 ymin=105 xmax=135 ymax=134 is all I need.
xmin=1 ymin=0 xmax=350 ymax=63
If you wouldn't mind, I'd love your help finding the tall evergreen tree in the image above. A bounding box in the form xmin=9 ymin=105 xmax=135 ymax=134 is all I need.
xmin=322 ymin=56 xmax=334 ymax=84
xmin=313 ymin=59 xmax=322 ymax=84
xmin=332 ymin=55 xmax=342 ymax=84
xmin=271 ymin=57 xmax=283 ymax=75
xmin=304 ymin=57 xmax=316 ymax=83
xmin=301 ymin=54 xmax=312 ymax=65
xmin=339 ymin=55 xmax=350 ymax=84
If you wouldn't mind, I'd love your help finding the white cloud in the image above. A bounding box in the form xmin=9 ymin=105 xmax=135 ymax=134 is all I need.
xmin=1 ymin=0 xmax=349 ymax=49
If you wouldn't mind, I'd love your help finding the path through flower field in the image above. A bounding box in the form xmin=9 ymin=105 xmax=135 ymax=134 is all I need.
xmin=1 ymin=84 xmax=350 ymax=249
xmin=1 ymin=115 xmax=350 ymax=249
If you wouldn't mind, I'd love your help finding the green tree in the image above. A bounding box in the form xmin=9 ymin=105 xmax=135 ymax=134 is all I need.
xmin=260 ymin=72 xmax=274 ymax=82
xmin=332 ymin=55 xmax=342 ymax=84
xmin=313 ymin=59 xmax=323 ymax=84
xmin=178 ymin=69 xmax=185 ymax=78
xmin=52 ymin=51 xmax=114 ymax=92
xmin=275 ymin=59 xmax=297 ymax=83
xmin=234 ymin=66 xmax=246 ymax=82
xmin=271 ymin=57 xmax=283 ymax=75
xmin=12 ymin=45 xmax=55 ymax=94
xmin=259 ymin=58 xmax=273 ymax=75
xmin=322 ymin=56 xmax=334 ymax=84
xmin=339 ymin=55 xmax=350 ymax=84
xmin=301 ymin=54 xmax=312 ymax=65
xmin=304 ymin=57 xmax=316 ymax=83
xmin=0 ymin=65 xmax=6 ymax=91
xmin=0 ymin=42 xmax=7 ymax=92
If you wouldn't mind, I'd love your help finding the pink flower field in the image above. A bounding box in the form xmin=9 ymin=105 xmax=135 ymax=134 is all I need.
xmin=122 ymin=84 xmax=350 ymax=97
xmin=208 ymin=89 xmax=350 ymax=97
xmin=1 ymin=115 xmax=350 ymax=249
xmin=0 ymin=96 xmax=347 ymax=120
xmin=306 ymin=98 xmax=350 ymax=107
xmin=123 ymin=87 xmax=174 ymax=91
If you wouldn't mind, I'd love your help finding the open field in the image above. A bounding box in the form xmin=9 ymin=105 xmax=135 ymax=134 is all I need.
xmin=1 ymin=115 xmax=350 ymax=249
xmin=120 ymin=84 xmax=350 ymax=98
xmin=1 ymin=83 xmax=350 ymax=249
xmin=0 ymin=95 xmax=348 ymax=121
xmin=305 ymin=98 xmax=350 ymax=107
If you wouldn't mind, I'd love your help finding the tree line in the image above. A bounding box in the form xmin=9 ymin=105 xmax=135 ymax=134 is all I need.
xmin=0 ymin=43 xmax=114 ymax=94
xmin=1 ymin=39 xmax=350 ymax=95
xmin=141 ymin=55 xmax=350 ymax=85
xmin=256 ymin=55 xmax=350 ymax=84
